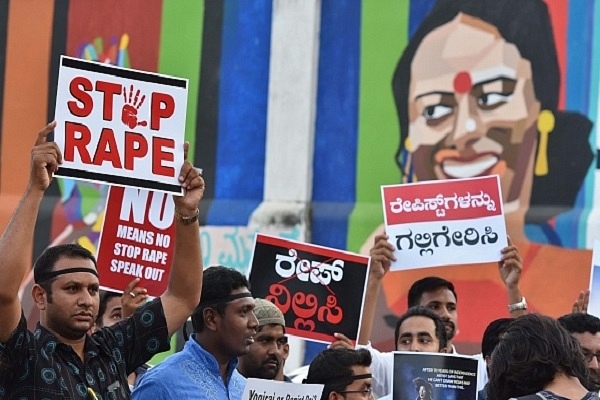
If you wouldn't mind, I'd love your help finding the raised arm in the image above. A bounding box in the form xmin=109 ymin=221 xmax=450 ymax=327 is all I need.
xmin=331 ymin=233 xmax=395 ymax=349
xmin=159 ymin=142 xmax=205 ymax=336
xmin=0 ymin=122 xmax=61 ymax=342
xmin=499 ymin=236 xmax=527 ymax=317
xmin=357 ymin=233 xmax=395 ymax=344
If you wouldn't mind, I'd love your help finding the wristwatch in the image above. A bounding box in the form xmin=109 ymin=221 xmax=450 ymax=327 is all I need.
xmin=508 ymin=297 xmax=528 ymax=312
xmin=175 ymin=208 xmax=199 ymax=225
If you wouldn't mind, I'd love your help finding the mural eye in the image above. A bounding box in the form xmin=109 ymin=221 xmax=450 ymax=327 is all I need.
xmin=422 ymin=104 xmax=453 ymax=121
xmin=477 ymin=92 xmax=512 ymax=109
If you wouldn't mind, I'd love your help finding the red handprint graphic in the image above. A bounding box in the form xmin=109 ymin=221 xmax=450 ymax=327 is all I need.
xmin=121 ymin=85 xmax=148 ymax=129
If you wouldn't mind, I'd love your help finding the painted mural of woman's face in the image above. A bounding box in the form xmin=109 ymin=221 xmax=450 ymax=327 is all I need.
xmin=407 ymin=13 xmax=541 ymax=208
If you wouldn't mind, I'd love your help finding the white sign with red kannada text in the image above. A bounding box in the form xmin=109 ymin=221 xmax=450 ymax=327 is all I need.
xmin=381 ymin=175 xmax=507 ymax=271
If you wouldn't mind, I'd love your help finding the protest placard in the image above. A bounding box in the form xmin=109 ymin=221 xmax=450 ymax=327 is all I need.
xmin=381 ymin=175 xmax=507 ymax=271
xmin=96 ymin=186 xmax=175 ymax=297
xmin=587 ymin=240 xmax=600 ymax=317
xmin=242 ymin=378 xmax=323 ymax=400
xmin=248 ymin=234 xmax=370 ymax=344
xmin=391 ymin=352 xmax=478 ymax=400
xmin=54 ymin=55 xmax=188 ymax=194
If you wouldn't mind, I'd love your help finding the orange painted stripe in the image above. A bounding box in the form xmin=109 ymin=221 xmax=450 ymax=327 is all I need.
xmin=0 ymin=0 xmax=54 ymax=229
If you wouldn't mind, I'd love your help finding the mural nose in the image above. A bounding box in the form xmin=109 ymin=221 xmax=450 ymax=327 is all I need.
xmin=447 ymin=96 xmax=483 ymax=151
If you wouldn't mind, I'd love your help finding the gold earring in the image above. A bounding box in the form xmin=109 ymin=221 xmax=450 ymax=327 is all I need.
xmin=534 ymin=110 xmax=555 ymax=176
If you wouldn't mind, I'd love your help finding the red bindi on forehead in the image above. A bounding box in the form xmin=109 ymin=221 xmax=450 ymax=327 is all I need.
xmin=453 ymin=71 xmax=472 ymax=94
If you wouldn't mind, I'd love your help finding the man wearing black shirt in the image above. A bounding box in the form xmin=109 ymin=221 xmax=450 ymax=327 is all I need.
xmin=0 ymin=122 xmax=205 ymax=399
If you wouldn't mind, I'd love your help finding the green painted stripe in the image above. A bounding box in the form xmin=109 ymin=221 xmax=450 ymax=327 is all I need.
xmin=150 ymin=1 xmax=205 ymax=364
xmin=347 ymin=0 xmax=409 ymax=252
xmin=158 ymin=0 xmax=205 ymax=161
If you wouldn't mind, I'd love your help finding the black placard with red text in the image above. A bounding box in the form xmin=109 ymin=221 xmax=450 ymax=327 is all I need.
xmin=248 ymin=234 xmax=370 ymax=344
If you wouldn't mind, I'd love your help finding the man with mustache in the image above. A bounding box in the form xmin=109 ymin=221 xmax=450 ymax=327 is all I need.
xmin=0 ymin=122 xmax=205 ymax=399
xmin=237 ymin=298 xmax=290 ymax=381
xmin=355 ymin=306 xmax=448 ymax=400
xmin=334 ymin=233 xmax=525 ymax=398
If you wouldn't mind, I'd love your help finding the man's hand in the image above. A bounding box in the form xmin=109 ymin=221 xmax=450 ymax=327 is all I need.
xmin=121 ymin=278 xmax=148 ymax=319
xmin=29 ymin=121 xmax=62 ymax=192
xmin=572 ymin=289 xmax=589 ymax=314
xmin=172 ymin=142 xmax=205 ymax=215
xmin=369 ymin=234 xmax=395 ymax=281
xmin=329 ymin=332 xmax=355 ymax=350
xmin=498 ymin=236 xmax=522 ymax=290
xmin=355 ymin=233 xmax=396 ymax=345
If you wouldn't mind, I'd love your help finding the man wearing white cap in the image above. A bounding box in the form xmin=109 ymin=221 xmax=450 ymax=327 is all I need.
xmin=238 ymin=298 xmax=290 ymax=381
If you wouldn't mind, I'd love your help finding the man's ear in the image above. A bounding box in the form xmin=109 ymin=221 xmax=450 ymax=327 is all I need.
xmin=283 ymin=343 xmax=290 ymax=360
xmin=203 ymin=308 xmax=220 ymax=332
xmin=485 ymin=354 xmax=492 ymax=367
xmin=32 ymin=284 xmax=47 ymax=311
xmin=328 ymin=391 xmax=341 ymax=400
xmin=439 ymin=345 xmax=448 ymax=353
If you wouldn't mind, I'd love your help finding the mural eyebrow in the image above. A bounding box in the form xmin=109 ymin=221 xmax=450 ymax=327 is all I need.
xmin=472 ymin=76 xmax=516 ymax=88
xmin=415 ymin=91 xmax=455 ymax=100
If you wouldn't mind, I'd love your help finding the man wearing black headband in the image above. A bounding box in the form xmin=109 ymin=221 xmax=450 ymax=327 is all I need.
xmin=0 ymin=122 xmax=205 ymax=400
xmin=304 ymin=348 xmax=373 ymax=400
xmin=132 ymin=266 xmax=258 ymax=400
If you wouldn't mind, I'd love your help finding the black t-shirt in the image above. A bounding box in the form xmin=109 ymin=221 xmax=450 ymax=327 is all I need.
xmin=0 ymin=297 xmax=170 ymax=399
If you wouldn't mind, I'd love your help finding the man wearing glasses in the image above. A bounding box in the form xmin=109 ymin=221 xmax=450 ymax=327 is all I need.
xmin=558 ymin=313 xmax=600 ymax=392
xmin=237 ymin=298 xmax=290 ymax=381
xmin=304 ymin=348 xmax=374 ymax=399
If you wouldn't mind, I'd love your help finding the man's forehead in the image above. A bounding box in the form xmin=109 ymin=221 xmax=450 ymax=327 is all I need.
xmin=53 ymin=257 xmax=98 ymax=276
xmin=226 ymin=292 xmax=254 ymax=307
xmin=349 ymin=365 xmax=372 ymax=382
xmin=256 ymin=324 xmax=285 ymax=337
xmin=47 ymin=266 xmax=99 ymax=285
xmin=419 ymin=288 xmax=457 ymax=304
xmin=572 ymin=331 xmax=600 ymax=349
xmin=400 ymin=316 xmax=437 ymax=334
xmin=105 ymin=297 xmax=122 ymax=309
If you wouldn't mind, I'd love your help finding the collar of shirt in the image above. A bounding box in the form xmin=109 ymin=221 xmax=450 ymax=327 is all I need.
xmin=187 ymin=334 xmax=240 ymax=382
xmin=35 ymin=322 xmax=107 ymax=361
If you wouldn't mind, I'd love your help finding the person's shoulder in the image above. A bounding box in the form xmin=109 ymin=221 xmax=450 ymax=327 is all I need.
xmin=132 ymin=366 xmax=170 ymax=399
xmin=1 ymin=312 xmax=31 ymax=346
xmin=134 ymin=359 xmax=174 ymax=390
xmin=142 ymin=350 xmax=186 ymax=375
